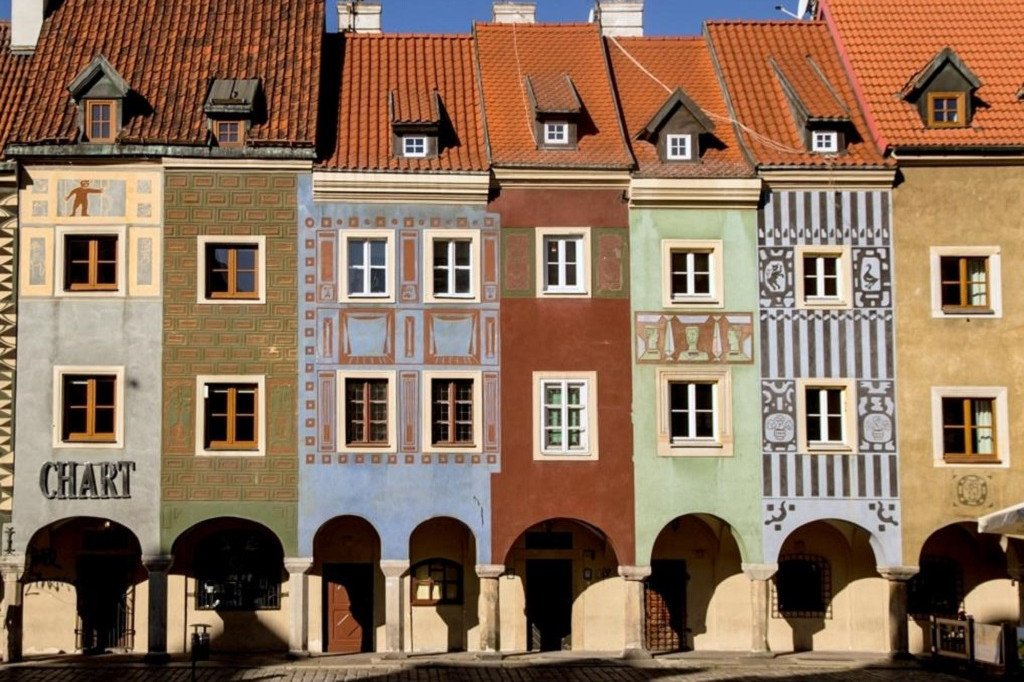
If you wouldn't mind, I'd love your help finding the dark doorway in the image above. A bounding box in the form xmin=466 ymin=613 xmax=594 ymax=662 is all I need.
xmin=323 ymin=563 xmax=373 ymax=653
xmin=645 ymin=559 xmax=688 ymax=651
xmin=76 ymin=555 xmax=135 ymax=653
xmin=526 ymin=559 xmax=572 ymax=651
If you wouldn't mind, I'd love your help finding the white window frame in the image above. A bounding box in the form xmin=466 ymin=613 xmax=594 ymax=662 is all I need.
xmin=661 ymin=239 xmax=723 ymax=307
xmin=532 ymin=371 xmax=598 ymax=461
xmin=338 ymin=370 xmax=397 ymax=452
xmin=796 ymin=378 xmax=857 ymax=453
xmin=195 ymin=374 xmax=266 ymax=457
xmin=666 ymin=134 xmax=693 ymax=160
xmin=340 ymin=230 xmax=394 ymax=303
xmin=421 ymin=370 xmax=483 ymax=454
xmin=537 ymin=227 xmax=590 ymax=297
xmin=544 ymin=121 xmax=568 ymax=145
xmin=931 ymin=386 xmax=1009 ymax=468
xmin=929 ymin=246 xmax=1002 ymax=318
xmin=656 ymin=367 xmax=733 ymax=457
xmin=402 ymin=135 xmax=428 ymax=158
xmin=54 ymin=225 xmax=127 ymax=298
xmin=423 ymin=229 xmax=480 ymax=303
xmin=795 ymin=245 xmax=852 ymax=309
xmin=52 ymin=365 xmax=125 ymax=448
xmin=196 ymin=235 xmax=266 ymax=305
xmin=811 ymin=131 xmax=839 ymax=153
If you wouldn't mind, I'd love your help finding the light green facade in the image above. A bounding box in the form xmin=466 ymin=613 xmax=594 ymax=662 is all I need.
xmin=630 ymin=205 xmax=763 ymax=565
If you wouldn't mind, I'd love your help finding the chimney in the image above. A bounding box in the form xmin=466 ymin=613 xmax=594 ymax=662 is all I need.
xmin=492 ymin=2 xmax=536 ymax=24
xmin=11 ymin=0 xmax=45 ymax=53
xmin=338 ymin=1 xmax=382 ymax=34
xmin=593 ymin=1 xmax=643 ymax=37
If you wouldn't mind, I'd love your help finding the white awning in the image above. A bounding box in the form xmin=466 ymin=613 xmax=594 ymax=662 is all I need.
xmin=978 ymin=501 xmax=1024 ymax=536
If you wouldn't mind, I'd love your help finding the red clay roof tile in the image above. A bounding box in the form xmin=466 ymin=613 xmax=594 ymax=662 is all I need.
xmin=0 ymin=22 xmax=31 ymax=161
xmin=322 ymin=33 xmax=488 ymax=172
xmin=822 ymin=0 xmax=1024 ymax=149
xmin=474 ymin=22 xmax=632 ymax=169
xmin=606 ymin=35 xmax=753 ymax=178
xmin=11 ymin=0 xmax=322 ymax=149
xmin=706 ymin=20 xmax=887 ymax=168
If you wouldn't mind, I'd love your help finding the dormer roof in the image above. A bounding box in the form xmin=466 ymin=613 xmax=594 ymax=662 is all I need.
xmin=770 ymin=55 xmax=850 ymax=125
xmin=902 ymin=47 xmax=981 ymax=100
xmin=67 ymin=54 xmax=129 ymax=101
xmin=204 ymin=78 xmax=260 ymax=116
xmin=525 ymin=74 xmax=582 ymax=116
xmin=639 ymin=87 xmax=714 ymax=141
xmin=390 ymin=88 xmax=442 ymax=127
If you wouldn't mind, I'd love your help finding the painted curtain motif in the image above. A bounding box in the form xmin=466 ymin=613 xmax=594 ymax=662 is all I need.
xmin=635 ymin=312 xmax=754 ymax=363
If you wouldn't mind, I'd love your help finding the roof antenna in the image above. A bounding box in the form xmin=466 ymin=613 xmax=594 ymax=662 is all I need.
xmin=774 ymin=0 xmax=811 ymax=19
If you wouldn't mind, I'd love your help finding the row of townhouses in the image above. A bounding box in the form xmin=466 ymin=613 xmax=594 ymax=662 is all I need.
xmin=0 ymin=0 xmax=1019 ymax=661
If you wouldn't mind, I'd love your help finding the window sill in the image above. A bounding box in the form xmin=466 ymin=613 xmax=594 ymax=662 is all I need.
xmin=198 ymin=449 xmax=264 ymax=457
xmin=540 ymin=289 xmax=590 ymax=298
xmin=535 ymin=451 xmax=598 ymax=461
xmin=340 ymin=444 xmax=395 ymax=453
xmin=668 ymin=296 xmax=721 ymax=306
xmin=800 ymin=298 xmax=850 ymax=309
xmin=942 ymin=455 xmax=1001 ymax=465
xmin=940 ymin=306 xmax=994 ymax=316
xmin=55 ymin=440 xmax=123 ymax=449
xmin=805 ymin=442 xmax=852 ymax=454
xmin=658 ymin=442 xmax=732 ymax=458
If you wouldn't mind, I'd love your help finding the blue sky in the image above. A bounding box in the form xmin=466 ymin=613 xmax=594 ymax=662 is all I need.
xmin=0 ymin=0 xmax=791 ymax=34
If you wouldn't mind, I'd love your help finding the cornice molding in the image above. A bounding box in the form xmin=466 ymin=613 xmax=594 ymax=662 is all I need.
xmin=629 ymin=177 xmax=761 ymax=208
xmin=893 ymin=152 xmax=1024 ymax=166
xmin=491 ymin=167 xmax=631 ymax=189
xmin=758 ymin=168 xmax=896 ymax=190
xmin=164 ymin=157 xmax=312 ymax=172
xmin=312 ymin=171 xmax=491 ymax=205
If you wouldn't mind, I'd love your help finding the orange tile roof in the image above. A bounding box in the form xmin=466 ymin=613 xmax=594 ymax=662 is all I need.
xmin=706 ymin=21 xmax=887 ymax=168
xmin=474 ymin=22 xmax=632 ymax=169
xmin=606 ymin=36 xmax=752 ymax=178
xmin=11 ymin=0 xmax=322 ymax=149
xmin=391 ymin=88 xmax=440 ymax=126
xmin=822 ymin=0 xmax=1024 ymax=149
xmin=0 ymin=23 xmax=31 ymax=161
xmin=322 ymin=34 xmax=488 ymax=172
xmin=527 ymin=73 xmax=581 ymax=113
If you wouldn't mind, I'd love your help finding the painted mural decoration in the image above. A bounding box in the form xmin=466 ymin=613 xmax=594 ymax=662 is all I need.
xmin=21 ymin=169 xmax=161 ymax=225
xmin=635 ymin=312 xmax=753 ymax=363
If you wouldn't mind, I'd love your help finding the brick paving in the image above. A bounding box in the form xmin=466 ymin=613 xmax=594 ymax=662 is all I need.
xmin=0 ymin=654 xmax=986 ymax=682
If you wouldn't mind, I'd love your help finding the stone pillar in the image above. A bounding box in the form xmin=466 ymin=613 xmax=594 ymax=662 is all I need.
xmin=285 ymin=558 xmax=313 ymax=657
xmin=879 ymin=566 xmax=918 ymax=659
xmin=0 ymin=554 xmax=24 ymax=663
xmin=1009 ymin=567 xmax=1024 ymax=627
xmin=742 ymin=563 xmax=777 ymax=654
xmin=618 ymin=565 xmax=651 ymax=657
xmin=141 ymin=555 xmax=173 ymax=662
xmin=476 ymin=564 xmax=504 ymax=653
xmin=380 ymin=559 xmax=409 ymax=653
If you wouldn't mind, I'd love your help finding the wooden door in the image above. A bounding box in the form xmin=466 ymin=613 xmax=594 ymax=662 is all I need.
xmin=324 ymin=563 xmax=373 ymax=653
xmin=526 ymin=559 xmax=573 ymax=651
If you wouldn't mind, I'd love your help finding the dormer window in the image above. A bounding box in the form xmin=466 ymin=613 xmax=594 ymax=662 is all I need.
xmin=205 ymin=78 xmax=261 ymax=149
xmin=68 ymin=55 xmax=130 ymax=145
xmin=811 ymin=131 xmax=839 ymax=153
xmin=402 ymin=135 xmax=428 ymax=158
xmin=666 ymin=134 xmax=692 ymax=160
xmin=926 ymin=92 xmax=965 ymax=128
xmin=214 ymin=120 xmax=244 ymax=147
xmin=544 ymin=122 xmax=568 ymax=145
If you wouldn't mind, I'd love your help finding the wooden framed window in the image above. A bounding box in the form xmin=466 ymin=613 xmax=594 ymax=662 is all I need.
xmin=431 ymin=378 xmax=474 ymax=447
xmin=544 ymin=121 xmax=568 ymax=145
xmin=539 ymin=230 xmax=589 ymax=296
xmin=402 ymin=135 xmax=427 ymax=158
xmin=345 ymin=378 xmax=389 ymax=446
xmin=797 ymin=379 xmax=856 ymax=452
xmin=215 ymin=120 xmax=244 ymax=146
xmin=661 ymin=240 xmax=722 ymax=307
xmin=803 ymin=254 xmax=840 ymax=300
xmin=533 ymin=371 xmax=598 ymax=460
xmin=812 ymin=131 xmax=838 ymax=153
xmin=346 ymin=238 xmax=389 ymax=297
xmin=410 ymin=559 xmax=462 ymax=606
xmin=86 ymin=100 xmax=116 ymax=142
xmin=204 ymin=243 xmax=259 ymax=300
xmin=666 ymin=134 xmax=692 ymax=160
xmin=939 ymin=255 xmax=989 ymax=311
xmin=926 ymin=91 xmax=966 ymax=128
xmin=431 ymin=238 xmax=473 ymax=297
xmin=203 ymin=383 xmax=259 ymax=450
xmin=669 ymin=381 xmax=716 ymax=443
xmin=64 ymin=234 xmax=119 ymax=291
xmin=774 ymin=554 xmax=831 ymax=619
xmin=796 ymin=246 xmax=851 ymax=309
xmin=942 ymin=397 xmax=998 ymax=463
xmin=61 ymin=374 xmax=117 ymax=442
xmin=657 ymin=367 xmax=732 ymax=457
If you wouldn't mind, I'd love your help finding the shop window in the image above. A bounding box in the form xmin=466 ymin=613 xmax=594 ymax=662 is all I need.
xmin=410 ymin=558 xmax=462 ymax=606
xmin=195 ymin=530 xmax=281 ymax=610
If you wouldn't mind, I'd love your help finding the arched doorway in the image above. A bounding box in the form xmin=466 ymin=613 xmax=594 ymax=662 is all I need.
xmin=908 ymin=522 xmax=1017 ymax=653
xmin=768 ymin=520 xmax=886 ymax=652
xmin=502 ymin=518 xmax=620 ymax=652
xmin=646 ymin=514 xmax=746 ymax=651
xmin=169 ymin=518 xmax=286 ymax=653
xmin=23 ymin=517 xmax=142 ymax=654
xmin=311 ymin=515 xmax=381 ymax=654
xmin=408 ymin=516 xmax=477 ymax=652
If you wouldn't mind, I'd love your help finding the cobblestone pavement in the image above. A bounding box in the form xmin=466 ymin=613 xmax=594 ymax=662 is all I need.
xmin=0 ymin=654 xmax=987 ymax=682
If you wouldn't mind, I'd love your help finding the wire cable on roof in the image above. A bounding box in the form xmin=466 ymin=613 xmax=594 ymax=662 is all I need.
xmin=511 ymin=23 xmax=535 ymax=141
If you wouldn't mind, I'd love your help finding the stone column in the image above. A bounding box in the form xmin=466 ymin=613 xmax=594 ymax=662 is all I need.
xmin=476 ymin=564 xmax=504 ymax=653
xmin=285 ymin=558 xmax=313 ymax=657
xmin=619 ymin=565 xmax=651 ymax=657
xmin=380 ymin=559 xmax=409 ymax=653
xmin=742 ymin=563 xmax=777 ymax=654
xmin=878 ymin=566 xmax=917 ymax=659
xmin=1009 ymin=567 xmax=1024 ymax=627
xmin=141 ymin=554 xmax=173 ymax=663
xmin=0 ymin=553 xmax=24 ymax=663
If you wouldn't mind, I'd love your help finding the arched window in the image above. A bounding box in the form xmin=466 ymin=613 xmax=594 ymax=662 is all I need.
xmin=410 ymin=558 xmax=462 ymax=606
xmin=195 ymin=530 xmax=282 ymax=610
xmin=908 ymin=556 xmax=963 ymax=618
xmin=773 ymin=554 xmax=831 ymax=619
